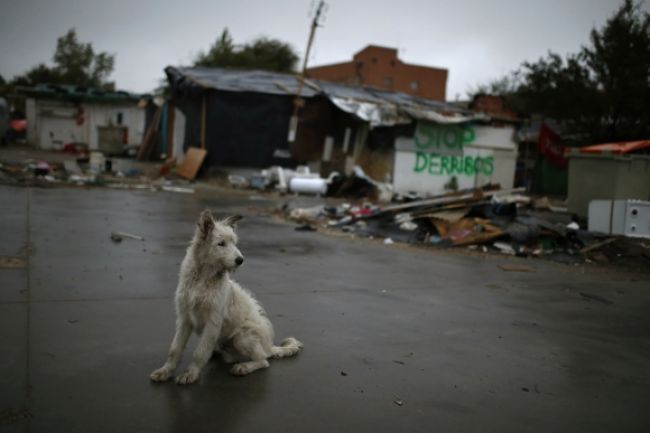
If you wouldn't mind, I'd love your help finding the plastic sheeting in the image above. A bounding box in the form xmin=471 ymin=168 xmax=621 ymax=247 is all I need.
xmin=329 ymin=97 xmax=410 ymax=127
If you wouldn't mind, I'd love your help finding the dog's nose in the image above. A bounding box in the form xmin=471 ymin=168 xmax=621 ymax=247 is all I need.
xmin=235 ymin=256 xmax=244 ymax=266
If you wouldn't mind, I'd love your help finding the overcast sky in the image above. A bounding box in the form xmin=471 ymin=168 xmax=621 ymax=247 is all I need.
xmin=0 ymin=0 xmax=642 ymax=100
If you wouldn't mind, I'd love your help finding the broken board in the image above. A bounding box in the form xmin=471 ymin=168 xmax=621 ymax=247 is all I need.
xmin=176 ymin=147 xmax=207 ymax=180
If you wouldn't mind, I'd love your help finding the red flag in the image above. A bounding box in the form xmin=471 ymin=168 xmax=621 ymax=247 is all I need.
xmin=538 ymin=123 xmax=567 ymax=168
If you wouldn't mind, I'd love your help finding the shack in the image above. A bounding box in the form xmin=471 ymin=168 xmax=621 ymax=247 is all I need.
xmin=567 ymin=140 xmax=650 ymax=217
xmin=165 ymin=66 xmax=518 ymax=194
xmin=20 ymin=84 xmax=147 ymax=153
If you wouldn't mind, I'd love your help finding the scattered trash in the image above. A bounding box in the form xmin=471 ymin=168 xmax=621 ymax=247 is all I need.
xmin=393 ymin=398 xmax=404 ymax=406
xmin=110 ymin=231 xmax=145 ymax=242
xmin=340 ymin=371 xmax=348 ymax=377
xmin=33 ymin=161 xmax=51 ymax=176
xmin=579 ymin=292 xmax=614 ymax=305
xmin=493 ymin=242 xmax=516 ymax=255
xmin=295 ymin=224 xmax=317 ymax=232
xmin=498 ymin=264 xmax=536 ymax=272
xmin=0 ymin=256 xmax=26 ymax=268
xmin=383 ymin=238 xmax=395 ymax=245
xmin=0 ymin=407 xmax=34 ymax=425
xmin=289 ymin=205 xmax=325 ymax=225
xmin=228 ymin=174 xmax=249 ymax=189
xmin=161 ymin=185 xmax=195 ymax=194
xmin=67 ymin=319 xmax=79 ymax=324
xmin=566 ymin=221 xmax=580 ymax=230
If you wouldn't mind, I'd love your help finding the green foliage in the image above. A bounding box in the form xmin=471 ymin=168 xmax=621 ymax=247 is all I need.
xmin=9 ymin=28 xmax=115 ymax=89
xmin=195 ymin=28 xmax=299 ymax=73
xmin=471 ymin=0 xmax=650 ymax=144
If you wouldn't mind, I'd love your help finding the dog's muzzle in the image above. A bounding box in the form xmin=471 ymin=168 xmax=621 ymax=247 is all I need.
xmin=235 ymin=256 xmax=244 ymax=267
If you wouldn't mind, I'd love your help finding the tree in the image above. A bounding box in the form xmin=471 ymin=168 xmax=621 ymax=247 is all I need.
xmin=582 ymin=0 xmax=650 ymax=141
xmin=10 ymin=28 xmax=115 ymax=89
xmin=470 ymin=0 xmax=650 ymax=144
xmin=194 ymin=29 xmax=236 ymax=68
xmin=194 ymin=28 xmax=299 ymax=73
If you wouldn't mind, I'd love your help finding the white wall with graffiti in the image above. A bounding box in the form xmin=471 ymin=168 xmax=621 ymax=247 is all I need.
xmin=393 ymin=121 xmax=517 ymax=194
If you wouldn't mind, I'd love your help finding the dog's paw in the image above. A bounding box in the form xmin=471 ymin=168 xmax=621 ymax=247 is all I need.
xmin=230 ymin=363 xmax=252 ymax=376
xmin=175 ymin=369 xmax=199 ymax=385
xmin=150 ymin=367 xmax=172 ymax=382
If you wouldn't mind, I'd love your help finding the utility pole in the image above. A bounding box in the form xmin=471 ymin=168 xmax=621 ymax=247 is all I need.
xmin=288 ymin=0 xmax=326 ymax=143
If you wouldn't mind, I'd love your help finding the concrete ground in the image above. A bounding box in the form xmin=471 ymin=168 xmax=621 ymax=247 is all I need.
xmin=1 ymin=185 xmax=649 ymax=433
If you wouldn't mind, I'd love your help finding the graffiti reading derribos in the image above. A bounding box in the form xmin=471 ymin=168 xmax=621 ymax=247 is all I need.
xmin=414 ymin=123 xmax=476 ymax=152
xmin=413 ymin=152 xmax=494 ymax=176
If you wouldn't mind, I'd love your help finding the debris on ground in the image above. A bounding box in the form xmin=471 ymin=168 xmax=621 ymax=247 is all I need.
xmin=295 ymin=224 xmax=317 ymax=232
xmin=579 ymin=292 xmax=614 ymax=305
xmin=0 ymin=407 xmax=34 ymax=425
xmin=275 ymin=185 xmax=650 ymax=272
xmin=0 ymin=146 xmax=200 ymax=193
xmin=393 ymin=398 xmax=404 ymax=407
xmin=3 ymin=147 xmax=648 ymax=272
xmin=0 ymin=256 xmax=26 ymax=268
xmin=498 ymin=264 xmax=536 ymax=273
xmin=110 ymin=231 xmax=145 ymax=242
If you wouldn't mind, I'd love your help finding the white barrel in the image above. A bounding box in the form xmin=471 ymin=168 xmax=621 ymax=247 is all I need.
xmin=289 ymin=177 xmax=328 ymax=195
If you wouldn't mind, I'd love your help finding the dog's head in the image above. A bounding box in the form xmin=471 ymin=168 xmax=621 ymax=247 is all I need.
xmin=193 ymin=209 xmax=244 ymax=272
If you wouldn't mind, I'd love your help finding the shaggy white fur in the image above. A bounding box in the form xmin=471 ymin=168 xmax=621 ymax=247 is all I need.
xmin=150 ymin=210 xmax=303 ymax=385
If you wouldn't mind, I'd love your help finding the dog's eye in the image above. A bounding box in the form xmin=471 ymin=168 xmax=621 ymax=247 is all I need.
xmin=217 ymin=240 xmax=226 ymax=247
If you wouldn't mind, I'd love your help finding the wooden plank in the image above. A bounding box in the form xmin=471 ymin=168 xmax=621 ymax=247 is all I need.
xmin=137 ymin=107 xmax=162 ymax=161
xmin=176 ymin=147 xmax=207 ymax=180
xmin=580 ymin=237 xmax=617 ymax=254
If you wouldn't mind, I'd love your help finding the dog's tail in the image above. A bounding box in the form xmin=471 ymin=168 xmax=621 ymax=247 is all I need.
xmin=271 ymin=337 xmax=303 ymax=359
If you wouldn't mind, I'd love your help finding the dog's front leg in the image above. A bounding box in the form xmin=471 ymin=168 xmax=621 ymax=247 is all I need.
xmin=176 ymin=319 xmax=222 ymax=385
xmin=150 ymin=318 xmax=192 ymax=382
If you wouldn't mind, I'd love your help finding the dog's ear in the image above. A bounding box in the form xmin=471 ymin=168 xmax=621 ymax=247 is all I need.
xmin=197 ymin=209 xmax=215 ymax=240
xmin=223 ymin=215 xmax=243 ymax=228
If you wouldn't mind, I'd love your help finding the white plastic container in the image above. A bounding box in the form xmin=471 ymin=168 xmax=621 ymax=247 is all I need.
xmin=289 ymin=177 xmax=328 ymax=195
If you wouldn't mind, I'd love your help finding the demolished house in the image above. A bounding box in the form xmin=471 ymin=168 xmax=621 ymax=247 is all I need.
xmin=165 ymin=66 xmax=519 ymax=195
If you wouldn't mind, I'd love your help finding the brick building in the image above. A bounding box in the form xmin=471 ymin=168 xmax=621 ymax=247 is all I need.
xmin=306 ymin=45 xmax=448 ymax=101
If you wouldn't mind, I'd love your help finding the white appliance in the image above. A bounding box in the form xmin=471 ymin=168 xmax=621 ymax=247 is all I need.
xmin=588 ymin=199 xmax=650 ymax=238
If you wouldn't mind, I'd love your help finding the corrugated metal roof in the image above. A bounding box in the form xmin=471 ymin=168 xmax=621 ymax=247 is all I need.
xmin=165 ymin=66 xmax=486 ymax=127
xmin=167 ymin=66 xmax=319 ymax=97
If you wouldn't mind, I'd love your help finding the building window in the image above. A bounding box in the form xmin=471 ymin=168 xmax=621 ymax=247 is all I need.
xmin=372 ymin=57 xmax=377 ymax=64
xmin=384 ymin=77 xmax=393 ymax=88
xmin=410 ymin=80 xmax=419 ymax=91
xmin=390 ymin=60 xmax=396 ymax=66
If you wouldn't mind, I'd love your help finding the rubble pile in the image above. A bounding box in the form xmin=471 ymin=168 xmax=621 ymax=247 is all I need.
xmin=281 ymin=186 xmax=650 ymax=271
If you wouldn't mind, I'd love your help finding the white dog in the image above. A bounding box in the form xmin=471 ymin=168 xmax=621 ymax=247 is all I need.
xmin=150 ymin=209 xmax=303 ymax=385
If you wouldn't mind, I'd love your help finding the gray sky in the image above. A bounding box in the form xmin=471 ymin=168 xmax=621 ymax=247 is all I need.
xmin=0 ymin=0 xmax=641 ymax=99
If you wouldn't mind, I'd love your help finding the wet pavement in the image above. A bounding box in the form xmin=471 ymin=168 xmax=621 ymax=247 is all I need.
xmin=1 ymin=184 xmax=649 ymax=433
